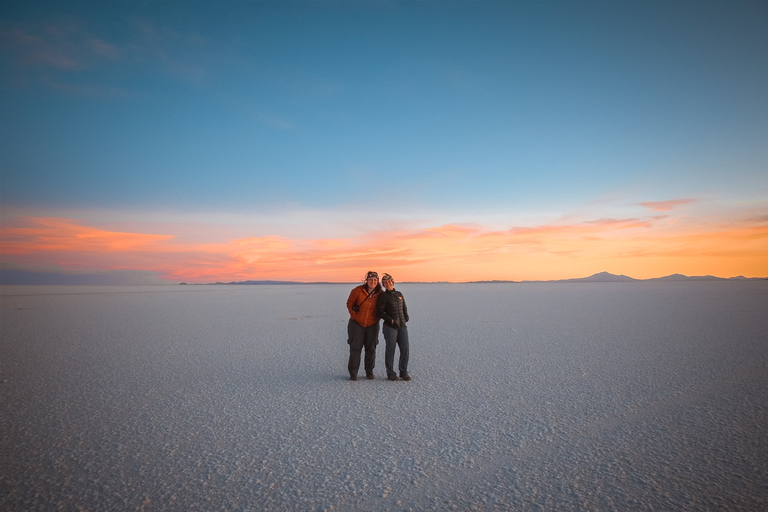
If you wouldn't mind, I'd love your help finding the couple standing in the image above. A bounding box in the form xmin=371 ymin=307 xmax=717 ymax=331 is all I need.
xmin=346 ymin=271 xmax=411 ymax=382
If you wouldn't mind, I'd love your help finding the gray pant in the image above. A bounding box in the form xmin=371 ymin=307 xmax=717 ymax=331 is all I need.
xmin=347 ymin=319 xmax=379 ymax=376
xmin=383 ymin=324 xmax=409 ymax=377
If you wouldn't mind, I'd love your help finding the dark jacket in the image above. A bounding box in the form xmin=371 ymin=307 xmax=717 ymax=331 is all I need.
xmin=376 ymin=289 xmax=409 ymax=329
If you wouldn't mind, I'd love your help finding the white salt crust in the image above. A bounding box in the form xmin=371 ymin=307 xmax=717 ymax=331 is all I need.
xmin=1 ymin=282 xmax=767 ymax=511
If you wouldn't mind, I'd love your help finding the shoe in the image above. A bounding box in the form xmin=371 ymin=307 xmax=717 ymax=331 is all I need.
xmin=366 ymin=372 xmax=375 ymax=380
xmin=350 ymin=374 xmax=358 ymax=381
xmin=400 ymin=373 xmax=412 ymax=381
xmin=388 ymin=374 xmax=400 ymax=381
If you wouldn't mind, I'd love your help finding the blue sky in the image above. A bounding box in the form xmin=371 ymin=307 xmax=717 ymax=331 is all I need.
xmin=1 ymin=1 xmax=767 ymax=282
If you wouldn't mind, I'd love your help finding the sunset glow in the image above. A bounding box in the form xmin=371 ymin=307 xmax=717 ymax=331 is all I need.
xmin=3 ymin=201 xmax=765 ymax=283
xmin=1 ymin=1 xmax=766 ymax=284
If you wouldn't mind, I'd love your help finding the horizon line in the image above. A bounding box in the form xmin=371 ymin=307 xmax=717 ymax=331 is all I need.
xmin=4 ymin=270 xmax=766 ymax=287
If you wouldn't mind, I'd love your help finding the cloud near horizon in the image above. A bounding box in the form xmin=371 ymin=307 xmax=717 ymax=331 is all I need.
xmin=2 ymin=207 xmax=766 ymax=283
xmin=638 ymin=199 xmax=698 ymax=212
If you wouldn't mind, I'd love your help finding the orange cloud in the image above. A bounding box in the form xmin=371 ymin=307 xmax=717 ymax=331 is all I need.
xmin=638 ymin=198 xmax=697 ymax=212
xmin=1 ymin=217 xmax=174 ymax=254
xmin=2 ymin=212 xmax=766 ymax=283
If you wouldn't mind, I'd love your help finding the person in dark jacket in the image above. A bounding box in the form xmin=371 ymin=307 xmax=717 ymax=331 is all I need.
xmin=376 ymin=273 xmax=411 ymax=381
xmin=346 ymin=271 xmax=383 ymax=380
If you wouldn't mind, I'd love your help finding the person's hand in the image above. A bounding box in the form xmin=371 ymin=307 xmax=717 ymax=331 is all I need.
xmin=392 ymin=321 xmax=400 ymax=329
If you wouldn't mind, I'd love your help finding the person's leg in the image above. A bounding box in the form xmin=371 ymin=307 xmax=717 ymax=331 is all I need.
xmin=363 ymin=323 xmax=379 ymax=377
xmin=347 ymin=320 xmax=364 ymax=379
xmin=382 ymin=324 xmax=398 ymax=379
xmin=398 ymin=326 xmax=410 ymax=379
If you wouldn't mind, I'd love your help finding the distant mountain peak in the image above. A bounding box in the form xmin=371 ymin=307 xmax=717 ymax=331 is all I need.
xmin=565 ymin=271 xmax=637 ymax=282
xmin=647 ymin=273 xmax=691 ymax=281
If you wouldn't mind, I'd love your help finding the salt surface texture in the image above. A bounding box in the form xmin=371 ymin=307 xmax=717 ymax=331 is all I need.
xmin=1 ymin=282 xmax=767 ymax=511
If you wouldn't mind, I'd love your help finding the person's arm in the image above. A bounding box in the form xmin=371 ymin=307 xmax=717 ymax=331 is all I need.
xmin=346 ymin=288 xmax=359 ymax=319
xmin=377 ymin=293 xmax=394 ymax=324
xmin=402 ymin=295 xmax=409 ymax=323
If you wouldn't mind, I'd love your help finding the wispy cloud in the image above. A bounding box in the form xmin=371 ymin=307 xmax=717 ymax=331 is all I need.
xmin=0 ymin=22 xmax=120 ymax=70
xmin=87 ymin=37 xmax=119 ymax=60
xmin=0 ymin=27 xmax=83 ymax=69
xmin=259 ymin=114 xmax=293 ymax=130
xmin=126 ymin=17 xmax=209 ymax=84
xmin=3 ymin=206 xmax=766 ymax=283
xmin=1 ymin=16 xmax=208 ymax=91
xmin=1 ymin=217 xmax=173 ymax=254
xmin=638 ymin=198 xmax=697 ymax=212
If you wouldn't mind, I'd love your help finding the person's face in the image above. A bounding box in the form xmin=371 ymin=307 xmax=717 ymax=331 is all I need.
xmin=383 ymin=279 xmax=394 ymax=291
xmin=366 ymin=276 xmax=379 ymax=289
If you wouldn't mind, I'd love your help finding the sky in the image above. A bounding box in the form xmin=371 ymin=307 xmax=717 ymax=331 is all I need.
xmin=1 ymin=0 xmax=767 ymax=284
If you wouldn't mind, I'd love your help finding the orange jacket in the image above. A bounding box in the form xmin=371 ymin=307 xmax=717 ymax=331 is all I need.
xmin=346 ymin=284 xmax=382 ymax=328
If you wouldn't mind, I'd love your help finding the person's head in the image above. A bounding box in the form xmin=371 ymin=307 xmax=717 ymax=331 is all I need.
xmin=381 ymin=273 xmax=394 ymax=291
xmin=364 ymin=271 xmax=380 ymax=291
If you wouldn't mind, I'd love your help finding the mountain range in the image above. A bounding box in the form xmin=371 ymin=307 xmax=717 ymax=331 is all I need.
xmin=213 ymin=272 xmax=765 ymax=285
xmin=486 ymin=271 xmax=765 ymax=283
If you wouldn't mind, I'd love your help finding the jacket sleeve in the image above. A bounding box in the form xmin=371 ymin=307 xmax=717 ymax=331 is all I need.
xmin=346 ymin=288 xmax=359 ymax=321
xmin=377 ymin=293 xmax=393 ymax=324
xmin=402 ymin=296 xmax=409 ymax=323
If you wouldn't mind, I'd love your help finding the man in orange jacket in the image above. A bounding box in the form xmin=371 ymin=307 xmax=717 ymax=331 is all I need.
xmin=346 ymin=271 xmax=383 ymax=380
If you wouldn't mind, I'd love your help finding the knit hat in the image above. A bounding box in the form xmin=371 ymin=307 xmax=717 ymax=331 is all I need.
xmin=381 ymin=273 xmax=393 ymax=283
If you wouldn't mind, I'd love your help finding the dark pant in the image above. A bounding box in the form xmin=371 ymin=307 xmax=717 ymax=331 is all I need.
xmin=383 ymin=324 xmax=409 ymax=377
xmin=347 ymin=319 xmax=379 ymax=376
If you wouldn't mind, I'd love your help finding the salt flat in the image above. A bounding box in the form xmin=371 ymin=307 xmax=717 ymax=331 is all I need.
xmin=1 ymin=282 xmax=767 ymax=511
